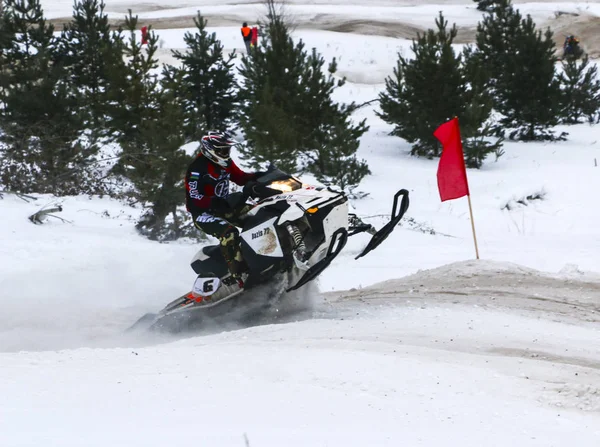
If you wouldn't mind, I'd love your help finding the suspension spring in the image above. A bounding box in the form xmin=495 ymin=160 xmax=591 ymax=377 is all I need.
xmin=285 ymin=223 xmax=306 ymax=251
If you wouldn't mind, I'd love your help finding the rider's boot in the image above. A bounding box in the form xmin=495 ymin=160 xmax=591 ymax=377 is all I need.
xmin=220 ymin=227 xmax=249 ymax=288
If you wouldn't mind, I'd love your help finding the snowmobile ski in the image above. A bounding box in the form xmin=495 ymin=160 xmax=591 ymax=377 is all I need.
xmin=286 ymin=228 xmax=348 ymax=292
xmin=355 ymin=189 xmax=409 ymax=260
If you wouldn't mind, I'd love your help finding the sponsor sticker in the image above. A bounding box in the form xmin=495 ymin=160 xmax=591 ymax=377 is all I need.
xmin=196 ymin=214 xmax=219 ymax=223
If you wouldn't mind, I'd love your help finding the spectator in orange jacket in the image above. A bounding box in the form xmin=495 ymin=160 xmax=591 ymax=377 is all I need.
xmin=241 ymin=22 xmax=252 ymax=53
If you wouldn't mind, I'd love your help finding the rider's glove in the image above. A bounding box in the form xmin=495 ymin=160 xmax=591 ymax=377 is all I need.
xmin=243 ymin=181 xmax=259 ymax=198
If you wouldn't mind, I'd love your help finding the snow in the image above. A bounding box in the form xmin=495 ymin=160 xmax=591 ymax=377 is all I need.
xmin=2 ymin=271 xmax=600 ymax=445
xmin=40 ymin=0 xmax=600 ymax=24
xmin=2 ymin=290 xmax=600 ymax=446
xmin=3 ymin=0 xmax=600 ymax=445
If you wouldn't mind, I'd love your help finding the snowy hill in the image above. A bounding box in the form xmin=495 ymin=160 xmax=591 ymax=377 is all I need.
xmin=2 ymin=0 xmax=600 ymax=445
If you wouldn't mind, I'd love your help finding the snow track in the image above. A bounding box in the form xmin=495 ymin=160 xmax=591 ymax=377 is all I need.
xmin=327 ymin=260 xmax=600 ymax=326
xmin=1 ymin=261 xmax=600 ymax=446
xmin=3 ymin=253 xmax=598 ymax=354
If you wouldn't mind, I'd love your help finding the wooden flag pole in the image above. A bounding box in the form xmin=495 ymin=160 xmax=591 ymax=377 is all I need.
xmin=467 ymin=194 xmax=480 ymax=260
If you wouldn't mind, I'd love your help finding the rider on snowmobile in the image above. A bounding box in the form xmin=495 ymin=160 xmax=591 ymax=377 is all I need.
xmin=185 ymin=131 xmax=263 ymax=287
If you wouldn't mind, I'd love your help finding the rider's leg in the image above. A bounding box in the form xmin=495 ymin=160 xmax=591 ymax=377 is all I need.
xmin=193 ymin=212 xmax=247 ymax=283
xmin=220 ymin=226 xmax=248 ymax=277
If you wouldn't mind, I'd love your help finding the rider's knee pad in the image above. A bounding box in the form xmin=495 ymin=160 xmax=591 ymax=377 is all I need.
xmin=219 ymin=225 xmax=240 ymax=247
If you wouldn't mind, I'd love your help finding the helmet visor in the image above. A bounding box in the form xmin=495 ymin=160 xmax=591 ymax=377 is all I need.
xmin=213 ymin=144 xmax=231 ymax=159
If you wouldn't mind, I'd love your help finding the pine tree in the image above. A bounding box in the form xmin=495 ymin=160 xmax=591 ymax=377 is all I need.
xmin=107 ymin=11 xmax=159 ymax=146
xmin=109 ymin=11 xmax=161 ymax=191
xmin=557 ymin=55 xmax=600 ymax=124
xmin=378 ymin=13 xmax=465 ymax=158
xmin=57 ymin=0 xmax=124 ymax=135
xmin=307 ymin=113 xmax=370 ymax=191
xmin=132 ymin=86 xmax=191 ymax=241
xmin=236 ymin=1 xmax=314 ymax=173
xmin=475 ymin=0 xmax=563 ymax=140
xmin=0 ymin=0 xmax=15 ymax=109
xmin=109 ymin=12 xmax=191 ymax=240
xmin=378 ymin=12 xmax=501 ymax=167
xmin=168 ymin=12 xmax=236 ymax=141
xmin=0 ymin=0 xmax=97 ymax=194
xmin=461 ymin=46 xmax=504 ymax=168
xmin=237 ymin=0 xmax=369 ymax=189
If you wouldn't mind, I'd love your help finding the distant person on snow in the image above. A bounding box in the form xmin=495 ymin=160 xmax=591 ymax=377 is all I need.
xmin=563 ymin=35 xmax=581 ymax=59
xmin=185 ymin=131 xmax=264 ymax=287
xmin=241 ymin=22 xmax=252 ymax=53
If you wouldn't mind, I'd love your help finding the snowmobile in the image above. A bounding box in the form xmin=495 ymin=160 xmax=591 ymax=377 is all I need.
xmin=129 ymin=165 xmax=409 ymax=333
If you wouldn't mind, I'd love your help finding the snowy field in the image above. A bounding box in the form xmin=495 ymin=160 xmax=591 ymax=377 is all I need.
xmin=2 ymin=0 xmax=600 ymax=446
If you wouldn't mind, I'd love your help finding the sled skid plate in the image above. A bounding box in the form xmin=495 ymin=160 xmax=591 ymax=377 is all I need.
xmin=355 ymin=189 xmax=409 ymax=260
xmin=287 ymin=228 xmax=348 ymax=292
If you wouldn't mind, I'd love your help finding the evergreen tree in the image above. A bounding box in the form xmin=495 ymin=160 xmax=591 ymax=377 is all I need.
xmin=461 ymin=46 xmax=504 ymax=168
xmin=378 ymin=12 xmax=501 ymax=168
xmin=168 ymin=12 xmax=236 ymax=141
xmin=57 ymin=0 xmax=124 ymax=135
xmin=475 ymin=0 xmax=563 ymax=140
xmin=306 ymin=113 xmax=370 ymax=190
xmin=107 ymin=11 xmax=159 ymax=146
xmin=132 ymin=86 xmax=191 ymax=241
xmin=237 ymin=0 xmax=369 ymax=189
xmin=557 ymin=55 xmax=600 ymax=124
xmin=109 ymin=12 xmax=190 ymax=240
xmin=0 ymin=0 xmax=98 ymax=194
xmin=0 ymin=0 xmax=15 ymax=110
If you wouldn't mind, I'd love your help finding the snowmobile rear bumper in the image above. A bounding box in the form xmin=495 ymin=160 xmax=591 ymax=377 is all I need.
xmin=355 ymin=189 xmax=409 ymax=260
xmin=286 ymin=227 xmax=348 ymax=292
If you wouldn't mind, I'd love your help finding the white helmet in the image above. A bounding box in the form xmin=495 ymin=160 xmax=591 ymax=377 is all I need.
xmin=200 ymin=131 xmax=238 ymax=167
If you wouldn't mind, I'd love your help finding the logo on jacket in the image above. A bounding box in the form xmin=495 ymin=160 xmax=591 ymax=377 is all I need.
xmin=189 ymin=181 xmax=203 ymax=200
xmin=214 ymin=179 xmax=229 ymax=197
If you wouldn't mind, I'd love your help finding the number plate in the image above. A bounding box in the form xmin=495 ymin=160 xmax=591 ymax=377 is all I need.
xmin=192 ymin=277 xmax=220 ymax=297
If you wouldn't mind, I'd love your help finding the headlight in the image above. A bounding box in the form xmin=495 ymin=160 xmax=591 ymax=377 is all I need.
xmin=269 ymin=180 xmax=294 ymax=193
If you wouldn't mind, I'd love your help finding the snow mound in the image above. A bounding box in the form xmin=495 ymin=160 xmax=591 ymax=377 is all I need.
xmin=543 ymin=383 xmax=600 ymax=412
xmin=326 ymin=259 xmax=600 ymax=326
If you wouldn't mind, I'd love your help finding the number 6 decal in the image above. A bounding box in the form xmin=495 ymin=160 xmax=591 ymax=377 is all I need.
xmin=203 ymin=279 xmax=214 ymax=293
xmin=192 ymin=277 xmax=220 ymax=297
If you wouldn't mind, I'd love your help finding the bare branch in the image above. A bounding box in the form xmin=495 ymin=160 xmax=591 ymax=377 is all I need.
xmin=0 ymin=190 xmax=39 ymax=202
xmin=349 ymin=98 xmax=378 ymax=112
xmin=29 ymin=206 xmax=70 ymax=224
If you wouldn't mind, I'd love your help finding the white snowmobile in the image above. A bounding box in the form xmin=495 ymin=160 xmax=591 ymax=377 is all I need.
xmin=130 ymin=165 xmax=409 ymax=333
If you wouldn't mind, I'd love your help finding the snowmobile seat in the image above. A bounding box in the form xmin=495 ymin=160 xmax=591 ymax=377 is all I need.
xmin=190 ymin=245 xmax=229 ymax=277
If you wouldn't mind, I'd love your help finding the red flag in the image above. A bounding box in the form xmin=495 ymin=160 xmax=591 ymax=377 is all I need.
xmin=434 ymin=117 xmax=470 ymax=202
xmin=141 ymin=26 xmax=148 ymax=45
xmin=251 ymin=27 xmax=258 ymax=46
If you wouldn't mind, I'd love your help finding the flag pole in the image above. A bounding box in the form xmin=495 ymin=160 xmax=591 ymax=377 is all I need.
xmin=466 ymin=194 xmax=480 ymax=260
